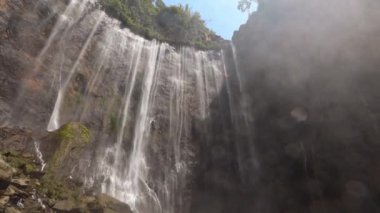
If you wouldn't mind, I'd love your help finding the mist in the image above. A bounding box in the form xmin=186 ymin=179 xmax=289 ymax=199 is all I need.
xmin=220 ymin=0 xmax=380 ymax=212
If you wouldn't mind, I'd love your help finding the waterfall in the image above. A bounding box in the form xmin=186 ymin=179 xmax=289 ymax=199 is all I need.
xmin=34 ymin=141 xmax=47 ymax=171
xmin=47 ymin=8 xmax=104 ymax=131
xmin=5 ymin=0 xmax=380 ymax=212
xmin=89 ymin=34 xmax=226 ymax=212
xmin=223 ymin=42 xmax=258 ymax=185
xmin=17 ymin=1 xmax=227 ymax=212
xmin=230 ymin=42 xmax=244 ymax=93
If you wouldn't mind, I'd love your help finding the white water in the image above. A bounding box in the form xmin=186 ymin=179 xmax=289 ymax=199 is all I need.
xmin=124 ymin=41 xmax=161 ymax=212
xmin=224 ymin=42 xmax=258 ymax=185
xmin=34 ymin=141 xmax=47 ymax=171
xmin=47 ymin=10 xmax=104 ymax=131
xmin=13 ymin=0 xmax=97 ymax=113
xmin=92 ymin=35 xmax=226 ymax=212
xmin=230 ymin=42 xmax=244 ymax=93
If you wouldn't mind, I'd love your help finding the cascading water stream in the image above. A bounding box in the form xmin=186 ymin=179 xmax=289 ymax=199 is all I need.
xmin=222 ymin=48 xmax=247 ymax=181
xmin=230 ymin=42 xmax=244 ymax=93
xmin=34 ymin=141 xmax=47 ymax=171
xmin=193 ymin=52 xmax=207 ymax=119
xmin=47 ymin=11 xmax=104 ymax=131
xmin=113 ymin=38 xmax=144 ymax=166
xmin=34 ymin=0 xmax=94 ymax=67
xmin=223 ymin=42 xmax=258 ymax=185
xmin=92 ymin=42 xmax=227 ymax=213
xmin=124 ymin=42 xmax=162 ymax=212
xmin=12 ymin=0 xmax=97 ymax=117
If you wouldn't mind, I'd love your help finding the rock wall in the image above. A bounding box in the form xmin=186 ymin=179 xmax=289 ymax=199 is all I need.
xmin=0 ymin=1 xmax=229 ymax=212
xmin=228 ymin=0 xmax=380 ymax=212
xmin=0 ymin=0 xmax=63 ymax=127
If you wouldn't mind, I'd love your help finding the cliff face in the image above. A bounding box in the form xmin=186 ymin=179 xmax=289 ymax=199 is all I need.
xmin=0 ymin=0 xmax=63 ymax=127
xmin=229 ymin=0 xmax=380 ymax=212
xmin=0 ymin=1 xmax=229 ymax=212
xmin=2 ymin=0 xmax=380 ymax=212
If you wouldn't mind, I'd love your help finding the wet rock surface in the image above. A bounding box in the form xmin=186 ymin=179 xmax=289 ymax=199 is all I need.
xmin=0 ymin=158 xmax=13 ymax=190
xmin=0 ymin=126 xmax=132 ymax=213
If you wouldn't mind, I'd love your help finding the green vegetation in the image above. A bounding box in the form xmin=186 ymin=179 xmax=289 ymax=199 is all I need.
xmin=109 ymin=112 xmax=119 ymax=133
xmin=40 ymin=122 xmax=91 ymax=200
xmin=98 ymin=0 xmax=223 ymax=49
xmin=238 ymin=0 xmax=257 ymax=12
xmin=39 ymin=175 xmax=80 ymax=200
xmin=1 ymin=151 xmax=74 ymax=200
xmin=58 ymin=122 xmax=91 ymax=144
xmin=48 ymin=123 xmax=90 ymax=175
xmin=4 ymin=152 xmax=38 ymax=174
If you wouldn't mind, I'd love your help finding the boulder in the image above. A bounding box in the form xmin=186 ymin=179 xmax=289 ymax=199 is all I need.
xmin=53 ymin=199 xmax=81 ymax=212
xmin=0 ymin=196 xmax=9 ymax=207
xmin=0 ymin=157 xmax=13 ymax=189
xmin=10 ymin=178 xmax=30 ymax=188
xmin=0 ymin=127 xmax=32 ymax=153
xmin=3 ymin=185 xmax=28 ymax=198
xmin=4 ymin=207 xmax=21 ymax=213
xmin=87 ymin=194 xmax=133 ymax=213
xmin=28 ymin=171 xmax=45 ymax=179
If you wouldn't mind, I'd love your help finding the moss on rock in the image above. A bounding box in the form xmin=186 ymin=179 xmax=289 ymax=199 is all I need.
xmin=4 ymin=153 xmax=38 ymax=175
xmin=46 ymin=122 xmax=91 ymax=176
xmin=57 ymin=122 xmax=90 ymax=144
xmin=39 ymin=174 xmax=80 ymax=201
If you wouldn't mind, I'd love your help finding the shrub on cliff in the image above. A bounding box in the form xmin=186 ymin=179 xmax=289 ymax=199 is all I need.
xmin=98 ymin=0 xmax=222 ymax=49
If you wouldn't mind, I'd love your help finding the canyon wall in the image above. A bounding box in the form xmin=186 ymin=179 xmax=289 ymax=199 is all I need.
xmin=229 ymin=0 xmax=380 ymax=212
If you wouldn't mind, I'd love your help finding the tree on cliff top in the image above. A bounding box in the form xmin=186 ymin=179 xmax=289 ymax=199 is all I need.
xmin=238 ymin=0 xmax=257 ymax=12
xmin=98 ymin=0 xmax=221 ymax=49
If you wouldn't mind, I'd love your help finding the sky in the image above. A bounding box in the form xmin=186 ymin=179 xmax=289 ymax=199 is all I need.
xmin=162 ymin=0 xmax=258 ymax=39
